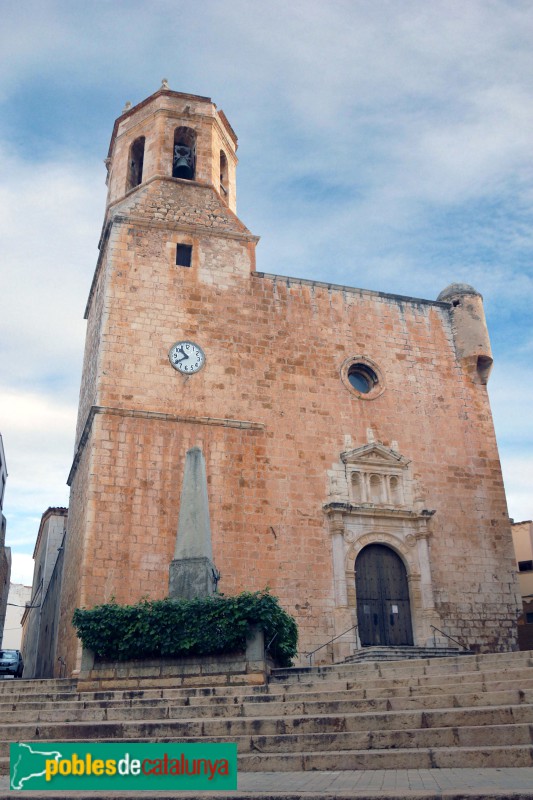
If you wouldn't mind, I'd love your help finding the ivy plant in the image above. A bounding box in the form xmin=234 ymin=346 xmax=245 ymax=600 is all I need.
xmin=72 ymin=590 xmax=298 ymax=667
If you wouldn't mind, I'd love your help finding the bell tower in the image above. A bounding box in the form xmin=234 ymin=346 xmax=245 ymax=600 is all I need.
xmin=59 ymin=83 xmax=258 ymax=675
xmin=104 ymin=81 xmax=239 ymax=213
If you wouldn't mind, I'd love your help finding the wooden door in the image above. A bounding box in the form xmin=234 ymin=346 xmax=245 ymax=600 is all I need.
xmin=356 ymin=544 xmax=413 ymax=646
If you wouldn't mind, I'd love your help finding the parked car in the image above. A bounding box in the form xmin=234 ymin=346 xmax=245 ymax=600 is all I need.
xmin=0 ymin=649 xmax=24 ymax=678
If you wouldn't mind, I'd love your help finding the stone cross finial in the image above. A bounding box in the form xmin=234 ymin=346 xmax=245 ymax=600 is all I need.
xmin=161 ymin=78 xmax=170 ymax=90
xmin=122 ymin=101 xmax=132 ymax=114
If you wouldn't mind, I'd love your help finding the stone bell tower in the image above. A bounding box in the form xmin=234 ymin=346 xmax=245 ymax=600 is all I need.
xmin=104 ymin=82 xmax=239 ymax=213
xmin=58 ymin=83 xmax=259 ymax=674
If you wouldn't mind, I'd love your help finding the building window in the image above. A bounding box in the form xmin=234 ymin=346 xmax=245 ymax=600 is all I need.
xmin=173 ymin=127 xmax=196 ymax=180
xmin=341 ymin=356 xmax=385 ymax=401
xmin=518 ymin=560 xmax=533 ymax=572
xmin=127 ymin=136 xmax=145 ymax=190
xmin=526 ymin=612 xmax=533 ymax=624
xmin=176 ymin=244 xmax=192 ymax=267
xmin=348 ymin=363 xmax=378 ymax=394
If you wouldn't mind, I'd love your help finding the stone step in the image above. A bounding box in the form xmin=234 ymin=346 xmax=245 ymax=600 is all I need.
xmin=0 ymin=678 xmax=76 ymax=695
xmin=2 ymin=661 xmax=533 ymax=709
xmin=1 ymin=650 xmax=531 ymax=781
xmin=291 ymin=648 xmax=533 ymax=671
xmin=4 ymin=674 xmax=533 ymax=720
xmin=1 ymin=651 xmax=529 ymax=699
xmin=3 ymin=741 xmax=530 ymax=774
xmin=275 ymin=665 xmax=533 ymax=696
xmin=3 ymin=685 xmax=533 ymax=725
xmin=238 ymin=743 xmax=533 ymax=771
xmin=0 ymin=650 xmax=529 ymax=700
xmin=271 ymin=651 xmax=533 ymax=684
xmin=0 ymin=721 xmax=531 ymax=766
xmin=343 ymin=646 xmax=472 ymax=663
xmin=0 ymin=702 xmax=531 ymax=748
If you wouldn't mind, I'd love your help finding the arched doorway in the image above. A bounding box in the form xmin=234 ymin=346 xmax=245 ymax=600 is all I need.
xmin=356 ymin=544 xmax=414 ymax=646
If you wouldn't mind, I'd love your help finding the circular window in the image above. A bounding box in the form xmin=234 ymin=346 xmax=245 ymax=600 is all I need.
xmin=341 ymin=356 xmax=384 ymax=400
xmin=347 ymin=364 xmax=377 ymax=394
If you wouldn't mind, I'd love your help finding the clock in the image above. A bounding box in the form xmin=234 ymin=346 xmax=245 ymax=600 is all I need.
xmin=169 ymin=341 xmax=206 ymax=374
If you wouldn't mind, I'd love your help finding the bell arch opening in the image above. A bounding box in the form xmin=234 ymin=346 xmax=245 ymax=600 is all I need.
xmin=172 ymin=126 xmax=197 ymax=180
xmin=127 ymin=136 xmax=145 ymax=191
xmin=355 ymin=543 xmax=413 ymax=647
xmin=219 ymin=150 xmax=228 ymax=198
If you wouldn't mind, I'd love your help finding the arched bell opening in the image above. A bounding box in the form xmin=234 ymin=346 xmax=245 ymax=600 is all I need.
xmin=219 ymin=150 xmax=228 ymax=199
xmin=355 ymin=543 xmax=414 ymax=647
xmin=172 ymin=126 xmax=196 ymax=180
xmin=127 ymin=136 xmax=145 ymax=191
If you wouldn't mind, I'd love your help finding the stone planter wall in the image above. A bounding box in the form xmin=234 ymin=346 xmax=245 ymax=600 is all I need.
xmin=77 ymin=626 xmax=272 ymax=691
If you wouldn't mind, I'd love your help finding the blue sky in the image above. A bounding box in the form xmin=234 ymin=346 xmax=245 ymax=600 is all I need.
xmin=1 ymin=0 xmax=532 ymax=584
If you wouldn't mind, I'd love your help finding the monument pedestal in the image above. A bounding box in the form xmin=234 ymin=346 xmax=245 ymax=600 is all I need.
xmin=169 ymin=556 xmax=218 ymax=600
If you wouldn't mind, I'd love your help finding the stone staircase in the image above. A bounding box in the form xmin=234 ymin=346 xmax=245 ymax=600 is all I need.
xmin=343 ymin=645 xmax=471 ymax=663
xmin=0 ymin=649 xmax=532 ymax=779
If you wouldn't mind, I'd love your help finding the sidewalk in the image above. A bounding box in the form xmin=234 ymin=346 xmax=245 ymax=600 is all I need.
xmin=1 ymin=768 xmax=533 ymax=798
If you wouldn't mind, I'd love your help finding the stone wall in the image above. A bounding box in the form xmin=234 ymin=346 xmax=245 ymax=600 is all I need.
xmin=35 ymin=542 xmax=64 ymax=678
xmin=61 ymin=227 xmax=519 ymax=667
xmin=77 ymin=628 xmax=270 ymax=691
xmin=58 ymin=90 xmax=519 ymax=674
xmin=0 ymin=546 xmax=10 ymax=645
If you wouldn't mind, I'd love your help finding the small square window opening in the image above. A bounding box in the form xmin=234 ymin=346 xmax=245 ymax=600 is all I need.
xmin=176 ymin=244 xmax=192 ymax=267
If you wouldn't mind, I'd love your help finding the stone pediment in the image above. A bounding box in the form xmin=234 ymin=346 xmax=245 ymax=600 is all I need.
xmin=341 ymin=443 xmax=410 ymax=469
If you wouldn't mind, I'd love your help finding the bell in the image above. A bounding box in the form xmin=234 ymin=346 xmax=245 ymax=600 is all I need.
xmin=173 ymin=145 xmax=194 ymax=180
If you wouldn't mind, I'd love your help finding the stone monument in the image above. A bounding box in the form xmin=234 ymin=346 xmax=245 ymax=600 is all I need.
xmin=168 ymin=446 xmax=219 ymax=600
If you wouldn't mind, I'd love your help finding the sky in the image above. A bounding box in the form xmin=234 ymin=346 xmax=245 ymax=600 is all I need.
xmin=1 ymin=0 xmax=532 ymax=586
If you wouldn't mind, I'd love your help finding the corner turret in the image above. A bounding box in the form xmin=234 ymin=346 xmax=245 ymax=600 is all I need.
xmin=437 ymin=283 xmax=493 ymax=384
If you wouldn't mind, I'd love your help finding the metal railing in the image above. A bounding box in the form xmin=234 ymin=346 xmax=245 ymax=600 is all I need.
xmin=304 ymin=624 xmax=358 ymax=666
xmin=430 ymin=624 xmax=469 ymax=651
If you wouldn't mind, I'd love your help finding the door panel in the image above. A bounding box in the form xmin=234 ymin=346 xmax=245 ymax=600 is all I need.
xmin=356 ymin=544 xmax=413 ymax=646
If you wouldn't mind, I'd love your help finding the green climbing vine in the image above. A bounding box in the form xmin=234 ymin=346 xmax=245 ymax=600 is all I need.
xmin=72 ymin=590 xmax=298 ymax=667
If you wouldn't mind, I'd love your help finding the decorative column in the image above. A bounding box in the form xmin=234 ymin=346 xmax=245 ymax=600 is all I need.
xmin=415 ymin=528 xmax=442 ymax=644
xmin=327 ymin=507 xmax=357 ymax=661
xmin=330 ymin=512 xmax=348 ymax=608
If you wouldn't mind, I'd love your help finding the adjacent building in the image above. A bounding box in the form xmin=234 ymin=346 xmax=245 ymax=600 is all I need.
xmin=512 ymin=520 xmax=533 ymax=651
xmin=2 ymin=583 xmax=32 ymax=650
xmin=21 ymin=507 xmax=67 ymax=678
xmin=0 ymin=434 xmax=10 ymax=644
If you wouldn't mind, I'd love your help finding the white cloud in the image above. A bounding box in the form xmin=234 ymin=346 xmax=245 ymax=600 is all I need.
xmin=1 ymin=388 xmax=74 ymax=551
xmin=0 ymin=144 xmax=105 ymax=390
xmin=9 ymin=552 xmax=35 ymax=586
xmin=501 ymin=456 xmax=533 ymax=524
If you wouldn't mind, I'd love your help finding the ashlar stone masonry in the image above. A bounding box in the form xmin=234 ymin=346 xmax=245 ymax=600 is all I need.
xmin=55 ymin=85 xmax=520 ymax=675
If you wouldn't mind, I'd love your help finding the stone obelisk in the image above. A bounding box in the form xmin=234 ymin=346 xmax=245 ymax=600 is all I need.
xmin=168 ymin=446 xmax=219 ymax=599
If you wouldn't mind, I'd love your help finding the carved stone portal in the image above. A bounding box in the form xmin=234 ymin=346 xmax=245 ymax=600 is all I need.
xmin=324 ymin=442 xmax=442 ymax=661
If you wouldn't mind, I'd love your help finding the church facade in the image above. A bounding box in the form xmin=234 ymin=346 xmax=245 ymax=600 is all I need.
xmin=56 ymin=86 xmax=520 ymax=674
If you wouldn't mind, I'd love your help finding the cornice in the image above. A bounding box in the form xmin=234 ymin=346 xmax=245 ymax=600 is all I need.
xmin=68 ymin=405 xmax=265 ymax=486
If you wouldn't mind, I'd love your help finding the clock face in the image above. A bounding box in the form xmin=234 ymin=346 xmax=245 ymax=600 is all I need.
xmin=169 ymin=341 xmax=205 ymax=374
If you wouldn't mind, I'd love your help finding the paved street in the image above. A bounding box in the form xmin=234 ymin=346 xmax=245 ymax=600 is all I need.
xmin=1 ymin=768 xmax=533 ymax=798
